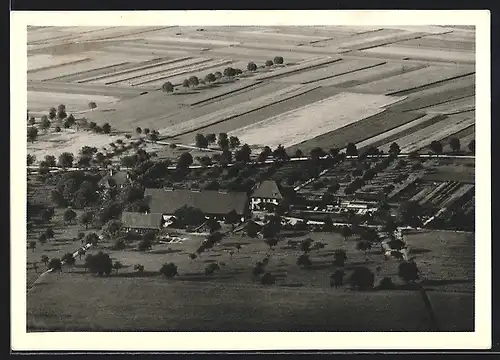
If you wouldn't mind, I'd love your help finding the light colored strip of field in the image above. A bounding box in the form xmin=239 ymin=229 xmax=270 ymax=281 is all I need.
xmin=355 ymin=113 xmax=438 ymax=149
xmin=420 ymin=182 xmax=451 ymax=206
xmin=28 ymin=91 xmax=120 ymax=113
xmin=77 ymin=56 xmax=191 ymax=83
xmin=227 ymin=92 xmax=404 ymax=149
xmin=419 ymin=96 xmax=475 ymax=114
xmin=99 ymin=45 xmax=192 ymax=58
xmin=28 ymin=58 xmax=133 ymax=82
xmin=143 ymin=60 xmax=251 ymax=88
xmin=206 ymin=46 xmax=320 ymax=62
xmin=127 ymin=33 xmax=240 ymax=47
xmin=361 ymin=46 xmax=475 ymax=63
xmin=251 ymin=56 xmax=342 ymax=81
xmin=275 ymin=59 xmax=386 ymax=84
xmin=28 ymin=54 xmax=90 ymax=72
xmin=160 ymin=84 xmax=318 ymax=137
xmin=312 ymin=62 xmax=424 ymax=87
xmin=93 ymin=57 xmax=212 ymax=85
xmin=336 ymin=31 xmax=421 ymax=50
xmin=385 ymin=113 xmax=475 ymax=153
xmin=129 ymin=59 xmax=235 ymax=87
xmin=27 ymin=81 xmax=150 ymax=98
xmin=398 ymin=38 xmax=475 ymax=52
xmin=27 ymin=27 xmax=113 ymax=44
xmin=237 ymin=30 xmax=332 ymax=41
xmin=58 ymin=26 xmax=169 ymax=44
xmin=352 ymin=66 xmax=474 ymax=95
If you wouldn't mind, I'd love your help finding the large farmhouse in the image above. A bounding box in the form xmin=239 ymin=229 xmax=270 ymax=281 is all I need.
xmin=121 ymin=211 xmax=164 ymax=233
xmin=250 ymin=180 xmax=284 ymax=211
xmin=144 ymin=188 xmax=250 ymax=222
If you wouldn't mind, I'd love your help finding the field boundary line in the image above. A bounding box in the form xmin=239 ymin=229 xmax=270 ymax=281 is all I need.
xmin=388 ymin=72 xmax=476 ymax=96
xmin=44 ymin=62 xmax=131 ymax=82
xmin=28 ymin=58 xmax=92 ymax=75
xmin=301 ymin=62 xmax=387 ymax=84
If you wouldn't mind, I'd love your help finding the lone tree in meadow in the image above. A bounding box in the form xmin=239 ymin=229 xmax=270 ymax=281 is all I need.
xmin=58 ymin=152 xmax=74 ymax=168
xmin=346 ymin=142 xmax=358 ymax=157
xmin=177 ymin=152 xmax=194 ymax=170
xmin=247 ymin=62 xmax=257 ymax=72
xmin=449 ymin=137 xmax=461 ymax=153
xmin=88 ymin=102 xmax=97 ymax=111
xmin=195 ymin=133 xmax=209 ymax=148
xmin=135 ymin=127 xmax=142 ymax=135
xmin=63 ymin=208 xmax=77 ymax=224
xmin=430 ymin=140 xmax=443 ymax=154
xmin=265 ymin=60 xmax=274 ymax=67
xmin=48 ymin=258 xmax=62 ymax=272
xmin=102 ymin=123 xmax=111 ymax=134
xmin=57 ymin=104 xmax=67 ymax=120
xmin=27 ymin=126 xmax=38 ymax=143
xmin=86 ymin=252 xmax=113 ymax=276
xmin=468 ymin=139 xmax=475 ymax=153
xmin=349 ymin=266 xmax=375 ymax=290
xmin=162 ymin=81 xmax=174 ymax=93
xmin=389 ymin=142 xmax=401 ymax=155
xmin=40 ymin=115 xmax=51 ymax=131
xmin=398 ymin=260 xmax=420 ymax=284
xmin=223 ymin=67 xmax=237 ymax=78
xmin=160 ymin=262 xmax=178 ymax=278
xmin=188 ymin=76 xmax=199 ymax=87
xmin=182 ymin=79 xmax=190 ymax=88
xmin=273 ymin=56 xmax=284 ymax=65
xmin=205 ymin=73 xmax=216 ymax=83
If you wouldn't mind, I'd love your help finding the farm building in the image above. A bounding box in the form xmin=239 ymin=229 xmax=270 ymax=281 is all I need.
xmin=98 ymin=169 xmax=131 ymax=189
xmin=144 ymin=188 xmax=250 ymax=221
xmin=121 ymin=212 xmax=164 ymax=233
xmin=250 ymin=180 xmax=284 ymax=211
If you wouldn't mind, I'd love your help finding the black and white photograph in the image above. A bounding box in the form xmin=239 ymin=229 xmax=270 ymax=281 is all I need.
xmin=12 ymin=10 xmax=491 ymax=351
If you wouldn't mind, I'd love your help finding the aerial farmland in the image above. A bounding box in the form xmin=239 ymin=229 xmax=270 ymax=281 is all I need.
xmin=25 ymin=25 xmax=476 ymax=334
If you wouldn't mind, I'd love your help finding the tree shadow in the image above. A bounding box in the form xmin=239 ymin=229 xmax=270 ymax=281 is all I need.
xmin=410 ymin=248 xmax=432 ymax=255
xmin=421 ymin=279 xmax=473 ymax=286
xmin=278 ymin=282 xmax=303 ymax=288
xmin=113 ymin=271 xmax=159 ymax=278
xmin=148 ymin=249 xmax=183 ymax=255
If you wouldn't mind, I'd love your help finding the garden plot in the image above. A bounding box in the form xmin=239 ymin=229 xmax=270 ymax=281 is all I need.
xmin=28 ymin=91 xmax=120 ymax=114
xmin=93 ymin=57 xmax=213 ymax=85
xmin=312 ymin=62 xmax=425 ymax=88
xmin=379 ymin=111 xmax=475 ymax=153
xmin=288 ymin=110 xmax=424 ymax=154
xmin=28 ymin=54 xmax=90 ymax=72
xmin=161 ymin=84 xmax=320 ymax=137
xmin=352 ymin=66 xmax=475 ymax=95
xmin=361 ymin=46 xmax=475 ymax=64
xmin=275 ymin=59 xmax=386 ymax=84
xmin=124 ymin=59 xmax=235 ymax=87
xmin=251 ymin=56 xmax=342 ymax=81
xmin=419 ymin=96 xmax=475 ymax=115
xmin=227 ymin=92 xmax=405 ymax=149
xmin=386 ymin=76 xmax=475 ymax=112
xmin=27 ymin=57 xmax=132 ymax=82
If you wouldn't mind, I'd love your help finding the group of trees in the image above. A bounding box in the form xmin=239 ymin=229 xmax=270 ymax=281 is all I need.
xmin=429 ymin=138 xmax=475 ymax=154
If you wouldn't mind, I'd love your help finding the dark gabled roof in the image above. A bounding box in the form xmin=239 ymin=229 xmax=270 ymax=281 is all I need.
xmin=251 ymin=180 xmax=283 ymax=200
xmin=144 ymin=188 xmax=248 ymax=215
xmin=99 ymin=171 xmax=130 ymax=187
xmin=121 ymin=212 xmax=163 ymax=229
